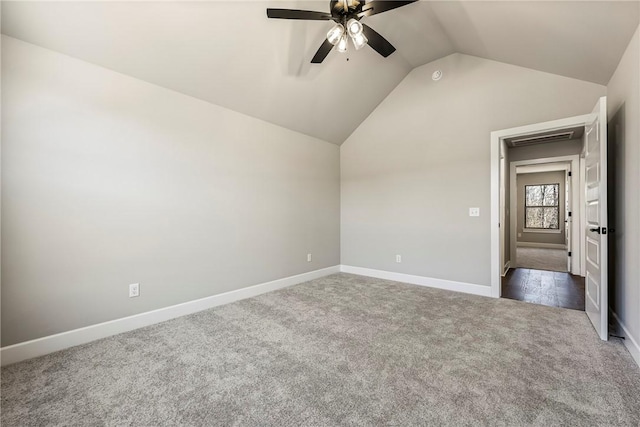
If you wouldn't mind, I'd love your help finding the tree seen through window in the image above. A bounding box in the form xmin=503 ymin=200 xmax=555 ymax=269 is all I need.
xmin=525 ymin=184 xmax=559 ymax=229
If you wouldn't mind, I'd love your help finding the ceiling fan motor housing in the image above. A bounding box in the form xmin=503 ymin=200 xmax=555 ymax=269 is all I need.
xmin=330 ymin=0 xmax=364 ymax=23
xmin=266 ymin=1 xmax=417 ymax=63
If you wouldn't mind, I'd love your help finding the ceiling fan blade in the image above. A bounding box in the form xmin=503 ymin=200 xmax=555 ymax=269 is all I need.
xmin=357 ymin=0 xmax=417 ymax=18
xmin=362 ymin=24 xmax=396 ymax=57
xmin=266 ymin=9 xmax=332 ymax=20
xmin=311 ymin=39 xmax=334 ymax=63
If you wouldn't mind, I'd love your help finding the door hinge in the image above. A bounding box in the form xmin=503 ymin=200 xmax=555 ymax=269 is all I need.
xmin=568 ymin=251 xmax=572 ymax=257
xmin=568 ymin=171 xmax=572 ymax=177
xmin=568 ymin=211 xmax=572 ymax=217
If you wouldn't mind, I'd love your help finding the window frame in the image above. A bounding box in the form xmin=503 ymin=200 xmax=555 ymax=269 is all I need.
xmin=523 ymin=183 xmax=560 ymax=231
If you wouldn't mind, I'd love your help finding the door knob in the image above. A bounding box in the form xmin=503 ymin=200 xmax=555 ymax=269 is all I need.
xmin=589 ymin=228 xmax=601 ymax=234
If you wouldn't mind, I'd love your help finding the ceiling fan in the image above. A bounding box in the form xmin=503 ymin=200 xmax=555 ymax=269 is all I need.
xmin=266 ymin=0 xmax=417 ymax=63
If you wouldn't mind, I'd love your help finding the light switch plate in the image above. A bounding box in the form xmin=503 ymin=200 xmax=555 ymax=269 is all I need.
xmin=469 ymin=207 xmax=480 ymax=217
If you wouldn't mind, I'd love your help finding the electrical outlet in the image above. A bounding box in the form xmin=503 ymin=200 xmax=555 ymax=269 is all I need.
xmin=518 ymin=233 xmax=522 ymax=238
xmin=396 ymin=255 xmax=402 ymax=263
xmin=307 ymin=253 xmax=312 ymax=262
xmin=129 ymin=283 xmax=140 ymax=298
xmin=469 ymin=207 xmax=480 ymax=217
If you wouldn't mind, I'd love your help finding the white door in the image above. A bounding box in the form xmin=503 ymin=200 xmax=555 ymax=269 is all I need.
xmin=584 ymin=96 xmax=608 ymax=341
xmin=566 ymin=169 xmax=572 ymax=272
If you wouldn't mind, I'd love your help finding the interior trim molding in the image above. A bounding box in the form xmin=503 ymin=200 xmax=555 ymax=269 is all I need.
xmin=516 ymin=242 xmax=567 ymax=249
xmin=611 ymin=310 xmax=640 ymax=368
xmin=340 ymin=265 xmax=491 ymax=297
xmin=491 ymin=116 xmax=591 ymax=299
xmin=0 ymin=265 xmax=341 ymax=366
xmin=502 ymin=261 xmax=511 ymax=277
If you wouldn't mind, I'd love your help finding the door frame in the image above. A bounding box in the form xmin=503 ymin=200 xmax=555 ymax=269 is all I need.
xmin=509 ymin=156 xmax=580 ymax=274
xmin=499 ymin=142 xmax=508 ymax=275
xmin=490 ymin=114 xmax=592 ymax=298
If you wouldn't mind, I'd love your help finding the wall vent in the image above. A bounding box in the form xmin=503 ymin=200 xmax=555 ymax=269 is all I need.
xmin=508 ymin=131 xmax=575 ymax=147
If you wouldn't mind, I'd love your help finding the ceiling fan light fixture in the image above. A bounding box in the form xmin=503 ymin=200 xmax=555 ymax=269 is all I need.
xmin=337 ymin=33 xmax=349 ymax=53
xmin=351 ymin=32 xmax=368 ymax=50
xmin=266 ymin=0 xmax=418 ymax=64
xmin=326 ymin=23 xmax=345 ymax=45
xmin=346 ymin=18 xmax=363 ymax=37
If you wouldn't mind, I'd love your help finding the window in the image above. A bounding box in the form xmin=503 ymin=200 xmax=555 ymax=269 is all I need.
xmin=525 ymin=184 xmax=559 ymax=229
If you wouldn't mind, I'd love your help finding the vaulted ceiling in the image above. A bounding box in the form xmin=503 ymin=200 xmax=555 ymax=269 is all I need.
xmin=2 ymin=1 xmax=638 ymax=144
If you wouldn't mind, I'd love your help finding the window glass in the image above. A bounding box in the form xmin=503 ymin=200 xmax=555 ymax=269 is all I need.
xmin=525 ymin=184 xmax=559 ymax=229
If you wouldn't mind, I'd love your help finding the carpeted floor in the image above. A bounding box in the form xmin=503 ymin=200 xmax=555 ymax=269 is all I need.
xmin=2 ymin=273 xmax=639 ymax=426
xmin=517 ymin=247 xmax=568 ymax=272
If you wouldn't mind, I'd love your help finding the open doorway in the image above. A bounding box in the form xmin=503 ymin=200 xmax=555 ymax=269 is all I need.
xmin=508 ymin=159 xmax=582 ymax=274
xmin=514 ymin=162 xmax=572 ymax=273
xmin=491 ymin=97 xmax=609 ymax=339
xmin=503 ymin=150 xmax=584 ymax=310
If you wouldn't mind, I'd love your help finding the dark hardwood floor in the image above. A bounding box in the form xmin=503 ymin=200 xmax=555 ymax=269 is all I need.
xmin=501 ymin=268 xmax=585 ymax=311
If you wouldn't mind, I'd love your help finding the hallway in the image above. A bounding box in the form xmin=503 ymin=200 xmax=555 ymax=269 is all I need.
xmin=516 ymin=247 xmax=568 ymax=272
xmin=502 ymin=268 xmax=585 ymax=310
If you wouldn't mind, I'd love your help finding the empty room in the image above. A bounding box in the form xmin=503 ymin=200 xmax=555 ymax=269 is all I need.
xmin=1 ymin=0 xmax=640 ymax=425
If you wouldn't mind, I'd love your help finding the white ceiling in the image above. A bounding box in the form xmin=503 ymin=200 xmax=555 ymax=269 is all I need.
xmin=2 ymin=1 xmax=638 ymax=144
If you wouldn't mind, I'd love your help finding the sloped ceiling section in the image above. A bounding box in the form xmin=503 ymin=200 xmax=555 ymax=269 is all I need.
xmin=2 ymin=1 xmax=638 ymax=145
xmin=0 ymin=1 xmax=414 ymax=144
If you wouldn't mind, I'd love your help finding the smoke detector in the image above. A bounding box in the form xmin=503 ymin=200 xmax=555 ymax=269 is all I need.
xmin=432 ymin=70 xmax=443 ymax=81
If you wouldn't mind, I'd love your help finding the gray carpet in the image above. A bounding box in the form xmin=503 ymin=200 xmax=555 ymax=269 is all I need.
xmin=517 ymin=247 xmax=568 ymax=272
xmin=2 ymin=273 xmax=639 ymax=426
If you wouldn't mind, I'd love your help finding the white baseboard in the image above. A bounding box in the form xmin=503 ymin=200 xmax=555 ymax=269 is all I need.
xmin=502 ymin=261 xmax=511 ymax=277
xmin=611 ymin=311 xmax=640 ymax=368
xmin=517 ymin=242 xmax=567 ymax=249
xmin=0 ymin=265 xmax=340 ymax=366
xmin=340 ymin=265 xmax=491 ymax=297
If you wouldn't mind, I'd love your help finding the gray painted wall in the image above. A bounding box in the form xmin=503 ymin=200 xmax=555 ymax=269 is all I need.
xmin=1 ymin=37 xmax=341 ymax=346
xmin=607 ymin=25 xmax=640 ymax=353
xmin=516 ymin=171 xmax=566 ymax=246
xmin=341 ymin=53 xmax=606 ymax=286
